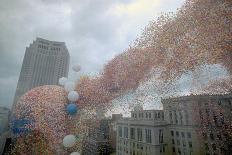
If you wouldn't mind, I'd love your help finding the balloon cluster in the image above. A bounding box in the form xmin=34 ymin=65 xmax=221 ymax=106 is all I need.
xmin=59 ymin=64 xmax=81 ymax=155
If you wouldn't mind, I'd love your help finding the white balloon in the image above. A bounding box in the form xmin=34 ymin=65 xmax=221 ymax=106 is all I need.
xmin=68 ymin=91 xmax=79 ymax=102
xmin=72 ymin=64 xmax=81 ymax=72
xmin=64 ymin=81 xmax=75 ymax=92
xmin=63 ymin=135 xmax=76 ymax=148
xmin=59 ymin=77 xmax=68 ymax=86
xmin=70 ymin=152 xmax=80 ymax=155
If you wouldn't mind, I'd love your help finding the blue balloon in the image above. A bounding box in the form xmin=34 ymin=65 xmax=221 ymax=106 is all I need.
xmin=66 ymin=103 xmax=78 ymax=115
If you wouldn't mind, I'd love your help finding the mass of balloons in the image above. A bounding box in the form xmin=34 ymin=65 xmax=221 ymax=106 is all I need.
xmin=10 ymin=0 xmax=232 ymax=154
xmin=11 ymin=64 xmax=82 ymax=154
xmin=75 ymin=0 xmax=232 ymax=106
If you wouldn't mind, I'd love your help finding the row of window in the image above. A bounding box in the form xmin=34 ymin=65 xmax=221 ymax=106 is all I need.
xmin=172 ymin=139 xmax=192 ymax=148
xmin=132 ymin=111 xmax=164 ymax=120
xmin=38 ymin=44 xmax=49 ymax=50
xmin=171 ymin=130 xmax=191 ymax=138
xmin=172 ymin=147 xmax=193 ymax=155
xmin=117 ymin=141 xmax=152 ymax=155
xmin=169 ymin=110 xmax=189 ymax=125
xmin=118 ymin=126 xmax=152 ymax=143
xmin=38 ymin=44 xmax=61 ymax=51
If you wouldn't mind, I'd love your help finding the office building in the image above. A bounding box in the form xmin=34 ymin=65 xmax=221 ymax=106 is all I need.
xmin=116 ymin=93 xmax=232 ymax=155
xmin=116 ymin=109 xmax=168 ymax=155
xmin=13 ymin=37 xmax=70 ymax=105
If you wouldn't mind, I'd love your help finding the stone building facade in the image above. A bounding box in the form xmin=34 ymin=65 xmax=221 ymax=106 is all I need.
xmin=116 ymin=110 xmax=168 ymax=155
xmin=116 ymin=93 xmax=232 ymax=155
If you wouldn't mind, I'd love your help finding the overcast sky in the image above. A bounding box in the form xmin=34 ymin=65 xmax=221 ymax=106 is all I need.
xmin=0 ymin=0 xmax=186 ymax=108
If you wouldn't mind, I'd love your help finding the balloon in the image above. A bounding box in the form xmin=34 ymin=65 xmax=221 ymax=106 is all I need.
xmin=66 ymin=103 xmax=78 ymax=115
xmin=63 ymin=135 xmax=76 ymax=148
xmin=64 ymin=81 xmax=75 ymax=92
xmin=70 ymin=152 xmax=80 ymax=155
xmin=68 ymin=91 xmax=79 ymax=102
xmin=12 ymin=85 xmax=75 ymax=154
xmin=59 ymin=77 xmax=68 ymax=86
xmin=72 ymin=64 xmax=81 ymax=72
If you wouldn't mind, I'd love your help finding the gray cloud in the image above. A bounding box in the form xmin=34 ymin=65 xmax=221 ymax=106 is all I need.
xmin=0 ymin=0 xmax=185 ymax=108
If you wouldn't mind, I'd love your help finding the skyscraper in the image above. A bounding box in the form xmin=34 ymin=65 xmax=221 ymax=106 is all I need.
xmin=13 ymin=37 xmax=70 ymax=105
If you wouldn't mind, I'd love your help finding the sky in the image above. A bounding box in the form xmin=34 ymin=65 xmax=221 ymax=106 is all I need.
xmin=0 ymin=0 xmax=187 ymax=108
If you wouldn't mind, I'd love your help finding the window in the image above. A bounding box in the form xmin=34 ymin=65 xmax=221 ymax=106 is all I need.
xmin=161 ymin=112 xmax=164 ymax=120
xmin=130 ymin=128 xmax=135 ymax=139
xmin=172 ymin=139 xmax=175 ymax=144
xmin=159 ymin=129 xmax=163 ymax=143
xmin=176 ymin=131 xmax=179 ymax=137
xmin=171 ymin=130 xmax=174 ymax=136
xmin=169 ymin=111 xmax=172 ymax=121
xmin=177 ymin=140 xmax=180 ymax=145
xmin=137 ymin=128 xmax=142 ymax=141
xmin=172 ymin=147 xmax=175 ymax=152
xmin=119 ymin=126 xmax=122 ymax=137
xmin=183 ymin=140 xmax=186 ymax=147
xmin=181 ymin=132 xmax=185 ymax=138
xmin=176 ymin=119 xmax=178 ymax=124
xmin=205 ymin=143 xmax=209 ymax=151
xmin=124 ymin=127 xmax=128 ymax=138
xmin=145 ymin=129 xmax=152 ymax=143
xmin=187 ymin=132 xmax=191 ymax=138
xmin=178 ymin=148 xmax=181 ymax=154
xmin=188 ymin=141 xmax=192 ymax=148
xmin=179 ymin=111 xmax=183 ymax=118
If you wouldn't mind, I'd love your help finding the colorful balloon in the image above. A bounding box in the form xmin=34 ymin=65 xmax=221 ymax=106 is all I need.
xmin=12 ymin=85 xmax=75 ymax=154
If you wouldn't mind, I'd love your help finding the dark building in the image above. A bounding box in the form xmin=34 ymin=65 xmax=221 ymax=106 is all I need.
xmin=109 ymin=114 xmax=122 ymax=152
xmin=0 ymin=107 xmax=10 ymax=155
xmin=82 ymin=128 xmax=111 ymax=155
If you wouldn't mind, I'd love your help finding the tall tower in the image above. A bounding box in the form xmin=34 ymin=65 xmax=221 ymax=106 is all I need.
xmin=13 ymin=37 xmax=70 ymax=105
